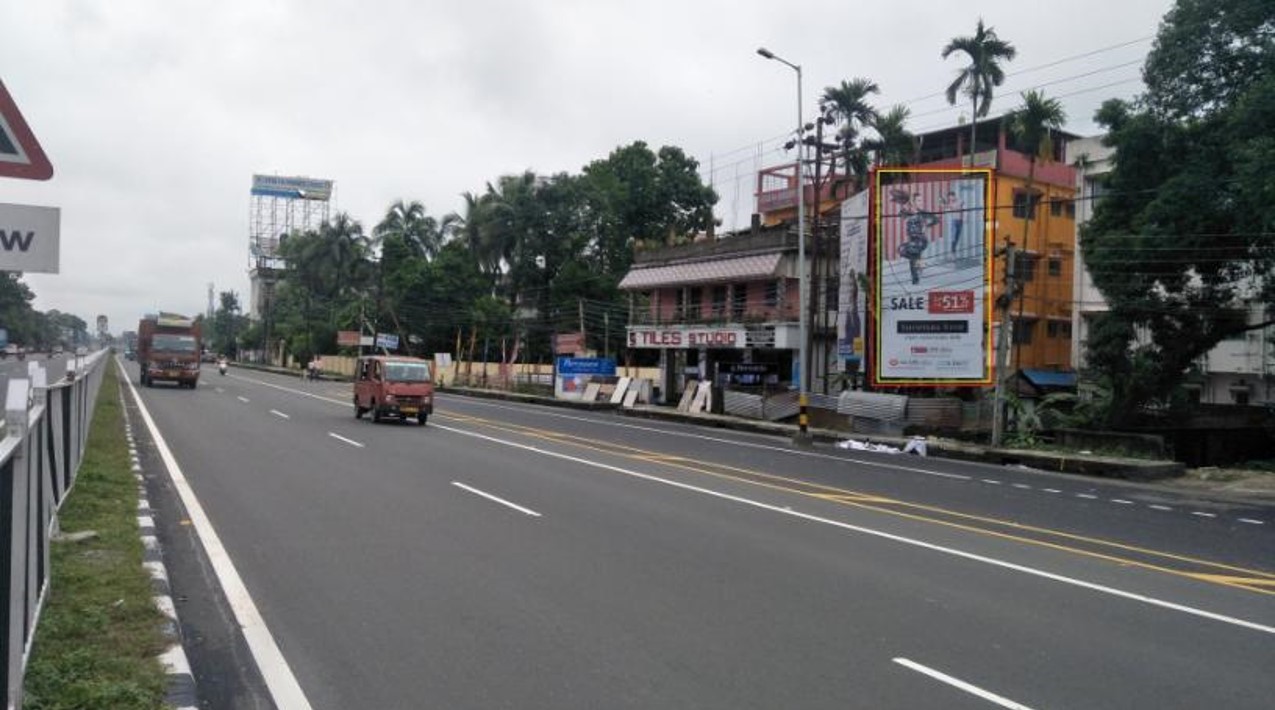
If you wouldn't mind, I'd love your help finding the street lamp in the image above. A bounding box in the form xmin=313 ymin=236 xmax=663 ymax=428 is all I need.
xmin=757 ymin=46 xmax=810 ymax=442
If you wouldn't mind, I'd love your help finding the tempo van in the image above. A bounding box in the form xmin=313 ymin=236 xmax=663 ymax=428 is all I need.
xmin=354 ymin=355 xmax=435 ymax=425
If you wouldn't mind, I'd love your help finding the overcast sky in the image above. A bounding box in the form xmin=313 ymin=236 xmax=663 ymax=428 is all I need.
xmin=1 ymin=0 xmax=1173 ymax=335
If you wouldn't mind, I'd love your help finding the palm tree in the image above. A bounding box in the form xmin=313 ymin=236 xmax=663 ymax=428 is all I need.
xmin=1008 ymin=89 xmax=1067 ymax=251
xmin=822 ymin=78 xmax=880 ymax=186
xmin=864 ymin=104 xmax=915 ymax=167
xmin=374 ymin=200 xmax=444 ymax=260
xmin=941 ymin=18 xmax=1017 ymax=162
xmin=1007 ymin=89 xmax=1066 ymax=375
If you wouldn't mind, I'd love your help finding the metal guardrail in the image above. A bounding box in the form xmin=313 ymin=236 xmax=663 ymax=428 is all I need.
xmin=2 ymin=351 xmax=108 ymax=708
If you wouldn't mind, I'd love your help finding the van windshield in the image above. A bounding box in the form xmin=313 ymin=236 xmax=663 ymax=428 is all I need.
xmin=385 ymin=363 xmax=431 ymax=382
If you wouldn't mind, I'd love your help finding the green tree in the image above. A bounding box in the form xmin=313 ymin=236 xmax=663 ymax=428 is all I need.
xmin=581 ymin=141 xmax=718 ymax=258
xmin=375 ymin=199 xmax=448 ymax=260
xmin=276 ymin=213 xmax=372 ymax=361
xmin=210 ymin=290 xmax=247 ymax=356
xmin=822 ymin=78 xmax=880 ymax=182
xmin=941 ymin=18 xmax=1017 ymax=160
xmin=1007 ymin=89 xmax=1067 ymax=373
xmin=0 ymin=272 xmax=41 ymax=346
xmin=1082 ymin=0 xmax=1275 ymax=424
xmin=864 ymin=104 xmax=915 ymax=167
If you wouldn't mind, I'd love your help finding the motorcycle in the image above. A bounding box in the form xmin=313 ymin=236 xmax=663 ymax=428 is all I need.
xmin=218 ymin=360 xmax=228 ymax=376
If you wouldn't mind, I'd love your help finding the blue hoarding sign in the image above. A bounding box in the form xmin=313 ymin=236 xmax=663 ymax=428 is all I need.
xmin=556 ymin=357 xmax=616 ymax=376
xmin=375 ymin=332 xmax=399 ymax=350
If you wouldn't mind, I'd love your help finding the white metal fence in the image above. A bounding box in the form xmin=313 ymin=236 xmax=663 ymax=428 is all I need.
xmin=1 ymin=351 xmax=108 ymax=708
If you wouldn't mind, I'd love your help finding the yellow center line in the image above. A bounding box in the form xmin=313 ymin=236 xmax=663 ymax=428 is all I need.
xmin=437 ymin=409 xmax=1275 ymax=594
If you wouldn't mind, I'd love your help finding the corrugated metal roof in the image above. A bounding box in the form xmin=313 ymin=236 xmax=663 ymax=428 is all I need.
xmin=619 ymin=253 xmax=783 ymax=290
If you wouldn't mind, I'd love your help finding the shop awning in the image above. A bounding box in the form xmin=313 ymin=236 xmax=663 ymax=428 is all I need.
xmin=619 ymin=253 xmax=783 ymax=290
xmin=1021 ymin=369 xmax=1077 ymax=389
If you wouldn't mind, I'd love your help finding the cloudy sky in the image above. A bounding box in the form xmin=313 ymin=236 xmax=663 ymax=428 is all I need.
xmin=1 ymin=0 xmax=1173 ymax=334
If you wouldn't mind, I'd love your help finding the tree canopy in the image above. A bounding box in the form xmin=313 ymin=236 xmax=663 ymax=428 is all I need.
xmin=1082 ymin=0 xmax=1275 ymax=423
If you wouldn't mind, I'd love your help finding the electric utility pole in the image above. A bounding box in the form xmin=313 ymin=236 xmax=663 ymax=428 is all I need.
xmin=991 ymin=242 xmax=1018 ymax=447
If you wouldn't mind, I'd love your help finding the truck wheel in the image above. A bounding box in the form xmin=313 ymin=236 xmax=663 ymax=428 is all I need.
xmin=371 ymin=401 xmax=382 ymax=423
xmin=354 ymin=397 xmax=364 ymax=419
xmin=417 ymin=413 xmax=428 ymax=426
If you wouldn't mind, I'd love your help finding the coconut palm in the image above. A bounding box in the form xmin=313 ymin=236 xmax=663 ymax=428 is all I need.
xmin=822 ymin=78 xmax=880 ymax=185
xmin=1007 ymin=89 xmax=1066 ymax=372
xmin=374 ymin=199 xmax=445 ymax=260
xmin=941 ymin=18 xmax=1017 ymax=161
xmin=864 ymin=104 xmax=915 ymax=167
xmin=1008 ymin=89 xmax=1067 ymax=250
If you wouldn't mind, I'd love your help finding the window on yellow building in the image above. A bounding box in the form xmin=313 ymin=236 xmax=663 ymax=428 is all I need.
xmin=1048 ymin=258 xmax=1062 ymax=277
xmin=1013 ymin=319 xmax=1036 ymax=345
xmin=1047 ymin=321 xmax=1072 ymax=338
xmin=1016 ymin=253 xmax=1039 ymax=282
xmin=1012 ymin=189 xmax=1042 ymax=220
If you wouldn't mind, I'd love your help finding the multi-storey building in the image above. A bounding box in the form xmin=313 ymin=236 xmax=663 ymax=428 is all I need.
xmin=1071 ymin=135 xmax=1274 ymax=406
xmin=620 ymin=116 xmax=1082 ymax=406
xmin=911 ymin=120 xmax=1080 ymax=374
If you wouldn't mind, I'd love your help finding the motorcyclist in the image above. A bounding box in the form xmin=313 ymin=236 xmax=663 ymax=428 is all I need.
xmin=217 ymin=354 xmax=228 ymax=375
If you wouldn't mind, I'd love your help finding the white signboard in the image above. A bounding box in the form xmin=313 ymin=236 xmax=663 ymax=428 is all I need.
xmin=0 ymin=202 xmax=60 ymax=273
xmin=874 ymin=171 xmax=992 ymax=385
xmin=838 ymin=190 xmax=869 ymax=364
xmin=626 ymin=326 xmax=747 ymax=349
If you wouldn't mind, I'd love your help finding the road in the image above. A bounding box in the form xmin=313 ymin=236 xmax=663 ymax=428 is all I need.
xmin=123 ymin=361 xmax=1275 ymax=709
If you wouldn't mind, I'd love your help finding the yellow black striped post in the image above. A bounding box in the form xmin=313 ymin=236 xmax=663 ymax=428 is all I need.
xmin=798 ymin=392 xmax=809 ymax=434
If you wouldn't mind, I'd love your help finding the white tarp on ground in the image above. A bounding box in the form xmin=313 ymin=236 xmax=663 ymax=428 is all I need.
xmin=835 ymin=437 xmax=928 ymax=456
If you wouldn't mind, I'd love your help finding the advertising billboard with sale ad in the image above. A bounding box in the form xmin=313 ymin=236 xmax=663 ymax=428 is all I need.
xmin=873 ymin=169 xmax=993 ymax=385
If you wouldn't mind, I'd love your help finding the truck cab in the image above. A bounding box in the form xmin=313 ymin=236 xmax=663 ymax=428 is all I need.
xmin=354 ymin=355 xmax=434 ymax=425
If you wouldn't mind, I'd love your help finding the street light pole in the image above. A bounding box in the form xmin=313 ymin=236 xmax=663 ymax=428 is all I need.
xmin=758 ymin=47 xmax=810 ymax=443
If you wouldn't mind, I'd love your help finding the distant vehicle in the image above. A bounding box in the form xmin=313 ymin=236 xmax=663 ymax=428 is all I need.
xmin=124 ymin=349 xmax=136 ymax=361
xmin=354 ymin=355 xmax=434 ymax=425
xmin=137 ymin=312 xmax=202 ymax=388
xmin=51 ymin=345 xmax=64 ymax=357
xmin=201 ymin=351 xmax=218 ymax=363
xmin=1 ymin=344 xmax=18 ymax=358
xmin=75 ymin=346 xmax=88 ymax=356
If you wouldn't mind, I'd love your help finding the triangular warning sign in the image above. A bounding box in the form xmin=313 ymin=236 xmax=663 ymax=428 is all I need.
xmin=0 ymin=79 xmax=53 ymax=180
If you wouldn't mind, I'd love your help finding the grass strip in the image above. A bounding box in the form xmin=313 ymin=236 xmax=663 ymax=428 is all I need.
xmin=23 ymin=364 xmax=169 ymax=709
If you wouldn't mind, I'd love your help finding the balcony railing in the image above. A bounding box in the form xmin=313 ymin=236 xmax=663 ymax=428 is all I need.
xmin=631 ymin=305 xmax=800 ymax=326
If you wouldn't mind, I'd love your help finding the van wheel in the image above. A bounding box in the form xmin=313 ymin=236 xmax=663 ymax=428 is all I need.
xmin=372 ymin=401 xmax=382 ymax=423
xmin=354 ymin=398 xmax=364 ymax=419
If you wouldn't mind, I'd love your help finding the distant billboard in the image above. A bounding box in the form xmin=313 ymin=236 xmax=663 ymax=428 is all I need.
xmin=251 ymin=175 xmax=333 ymax=201
xmin=838 ymin=189 xmax=869 ymax=363
xmin=872 ymin=168 xmax=993 ymax=386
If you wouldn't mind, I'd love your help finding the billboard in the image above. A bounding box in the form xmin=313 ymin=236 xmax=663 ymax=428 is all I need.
xmin=251 ymin=175 xmax=334 ymax=201
xmin=873 ymin=169 xmax=993 ymax=385
xmin=838 ymin=189 xmax=869 ymax=363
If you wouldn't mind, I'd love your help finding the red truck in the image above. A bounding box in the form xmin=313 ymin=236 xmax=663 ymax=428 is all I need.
xmin=137 ymin=313 xmax=202 ymax=388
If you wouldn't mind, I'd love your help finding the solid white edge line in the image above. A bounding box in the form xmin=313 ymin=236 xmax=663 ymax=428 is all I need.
xmin=269 ymin=410 xmax=291 ymax=419
xmin=236 ymin=396 xmax=250 ymax=403
xmin=893 ymin=657 xmax=1034 ymax=710
xmin=451 ymin=481 xmax=542 ymax=517
xmin=431 ymin=421 xmax=1275 ymax=637
xmin=117 ymin=361 xmax=313 ymax=709
xmin=327 ymin=432 xmax=365 ymax=448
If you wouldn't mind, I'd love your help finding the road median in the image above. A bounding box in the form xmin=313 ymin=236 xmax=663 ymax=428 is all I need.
xmin=23 ymin=364 xmax=170 ymax=710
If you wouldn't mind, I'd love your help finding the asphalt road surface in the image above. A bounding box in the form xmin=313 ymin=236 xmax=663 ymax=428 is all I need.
xmin=122 ymin=361 xmax=1275 ymax=710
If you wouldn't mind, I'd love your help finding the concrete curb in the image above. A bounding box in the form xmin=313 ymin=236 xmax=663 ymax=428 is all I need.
xmin=119 ymin=390 xmax=198 ymax=710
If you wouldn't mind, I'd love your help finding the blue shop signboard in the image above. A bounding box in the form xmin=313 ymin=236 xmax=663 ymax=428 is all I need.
xmin=556 ymin=357 xmax=617 ymax=376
